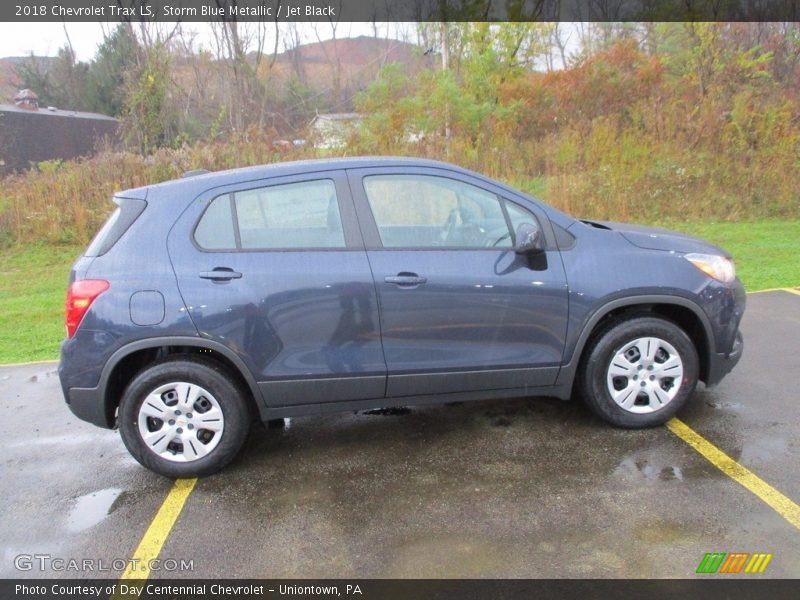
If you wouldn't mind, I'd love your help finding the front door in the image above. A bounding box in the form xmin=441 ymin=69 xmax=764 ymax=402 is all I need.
xmin=348 ymin=167 xmax=569 ymax=398
xmin=168 ymin=171 xmax=386 ymax=406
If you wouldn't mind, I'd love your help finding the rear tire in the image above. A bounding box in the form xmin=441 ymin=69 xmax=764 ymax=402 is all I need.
xmin=577 ymin=316 xmax=699 ymax=428
xmin=118 ymin=356 xmax=250 ymax=477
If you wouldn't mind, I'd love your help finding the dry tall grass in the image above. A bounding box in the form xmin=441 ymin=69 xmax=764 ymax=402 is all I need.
xmin=0 ymin=129 xmax=319 ymax=246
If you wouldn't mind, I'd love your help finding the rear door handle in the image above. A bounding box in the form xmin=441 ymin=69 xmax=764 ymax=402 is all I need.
xmin=200 ymin=267 xmax=242 ymax=281
xmin=385 ymin=273 xmax=427 ymax=286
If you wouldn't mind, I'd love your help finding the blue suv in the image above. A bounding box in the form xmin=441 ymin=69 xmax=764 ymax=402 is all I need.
xmin=59 ymin=158 xmax=745 ymax=477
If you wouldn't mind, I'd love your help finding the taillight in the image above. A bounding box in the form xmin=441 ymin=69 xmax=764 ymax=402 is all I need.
xmin=65 ymin=280 xmax=109 ymax=338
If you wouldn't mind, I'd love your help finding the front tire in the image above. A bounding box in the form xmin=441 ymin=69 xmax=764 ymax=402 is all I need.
xmin=118 ymin=356 xmax=251 ymax=477
xmin=577 ymin=316 xmax=699 ymax=428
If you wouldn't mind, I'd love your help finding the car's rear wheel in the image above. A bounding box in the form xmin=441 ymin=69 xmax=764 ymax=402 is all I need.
xmin=578 ymin=316 xmax=699 ymax=428
xmin=119 ymin=357 xmax=250 ymax=477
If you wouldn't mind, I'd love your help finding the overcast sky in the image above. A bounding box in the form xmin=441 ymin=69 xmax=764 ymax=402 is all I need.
xmin=0 ymin=22 xmax=409 ymax=61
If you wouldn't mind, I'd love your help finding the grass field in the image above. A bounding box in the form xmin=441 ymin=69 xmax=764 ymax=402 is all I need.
xmin=1 ymin=219 xmax=798 ymax=364
xmin=666 ymin=220 xmax=800 ymax=292
xmin=0 ymin=244 xmax=81 ymax=364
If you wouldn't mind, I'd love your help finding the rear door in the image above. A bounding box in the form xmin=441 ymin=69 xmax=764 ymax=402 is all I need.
xmin=348 ymin=167 xmax=569 ymax=398
xmin=168 ymin=170 xmax=386 ymax=407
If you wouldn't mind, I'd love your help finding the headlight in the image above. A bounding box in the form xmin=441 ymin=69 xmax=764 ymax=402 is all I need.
xmin=684 ymin=253 xmax=736 ymax=283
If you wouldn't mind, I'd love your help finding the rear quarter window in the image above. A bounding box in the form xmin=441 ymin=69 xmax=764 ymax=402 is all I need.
xmin=194 ymin=195 xmax=236 ymax=250
xmin=84 ymin=197 xmax=147 ymax=257
xmin=193 ymin=179 xmax=345 ymax=251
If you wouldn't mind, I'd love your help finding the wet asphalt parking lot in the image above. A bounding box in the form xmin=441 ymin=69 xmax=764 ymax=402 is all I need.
xmin=1 ymin=290 xmax=798 ymax=579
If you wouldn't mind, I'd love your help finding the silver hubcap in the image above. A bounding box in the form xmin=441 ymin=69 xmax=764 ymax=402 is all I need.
xmin=606 ymin=337 xmax=684 ymax=414
xmin=137 ymin=382 xmax=224 ymax=462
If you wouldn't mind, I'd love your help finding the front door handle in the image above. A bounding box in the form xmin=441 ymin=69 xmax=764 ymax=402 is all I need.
xmin=200 ymin=267 xmax=242 ymax=281
xmin=385 ymin=273 xmax=427 ymax=286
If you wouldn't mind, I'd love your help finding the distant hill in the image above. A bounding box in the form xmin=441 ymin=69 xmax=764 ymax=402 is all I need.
xmin=275 ymin=35 xmax=427 ymax=68
xmin=268 ymin=35 xmax=435 ymax=112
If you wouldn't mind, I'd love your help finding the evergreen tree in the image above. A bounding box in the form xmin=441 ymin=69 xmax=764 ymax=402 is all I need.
xmin=85 ymin=25 xmax=139 ymax=117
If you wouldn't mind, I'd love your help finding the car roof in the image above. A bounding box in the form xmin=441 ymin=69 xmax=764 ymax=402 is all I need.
xmin=120 ymin=156 xmax=474 ymax=199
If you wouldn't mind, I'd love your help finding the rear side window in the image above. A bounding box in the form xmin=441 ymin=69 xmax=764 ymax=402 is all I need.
xmin=85 ymin=197 xmax=146 ymax=257
xmin=194 ymin=179 xmax=345 ymax=251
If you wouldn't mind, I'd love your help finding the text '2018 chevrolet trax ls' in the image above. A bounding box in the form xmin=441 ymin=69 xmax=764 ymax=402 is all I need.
xmin=59 ymin=158 xmax=745 ymax=477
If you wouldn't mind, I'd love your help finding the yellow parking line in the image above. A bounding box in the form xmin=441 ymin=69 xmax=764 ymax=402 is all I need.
xmin=667 ymin=418 xmax=800 ymax=531
xmin=120 ymin=478 xmax=197 ymax=580
xmin=782 ymin=288 xmax=800 ymax=296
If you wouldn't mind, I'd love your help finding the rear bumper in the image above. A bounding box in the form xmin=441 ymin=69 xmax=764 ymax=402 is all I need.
xmin=64 ymin=385 xmax=114 ymax=429
xmin=59 ymin=333 xmax=115 ymax=429
xmin=59 ymin=358 xmax=113 ymax=429
xmin=706 ymin=328 xmax=743 ymax=387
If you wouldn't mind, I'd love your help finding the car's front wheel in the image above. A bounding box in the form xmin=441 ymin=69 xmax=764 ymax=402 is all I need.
xmin=118 ymin=356 xmax=251 ymax=477
xmin=578 ymin=316 xmax=699 ymax=428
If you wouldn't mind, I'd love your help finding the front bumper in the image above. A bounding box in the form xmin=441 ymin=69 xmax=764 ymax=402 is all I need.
xmin=706 ymin=328 xmax=743 ymax=386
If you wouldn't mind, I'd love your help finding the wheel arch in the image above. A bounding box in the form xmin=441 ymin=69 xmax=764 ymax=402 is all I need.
xmin=558 ymin=295 xmax=713 ymax=395
xmin=100 ymin=337 xmax=265 ymax=427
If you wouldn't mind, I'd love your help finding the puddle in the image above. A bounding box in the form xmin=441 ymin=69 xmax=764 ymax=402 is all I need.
xmin=66 ymin=488 xmax=124 ymax=533
xmin=614 ymin=457 xmax=685 ymax=481
xmin=363 ymin=407 xmax=411 ymax=416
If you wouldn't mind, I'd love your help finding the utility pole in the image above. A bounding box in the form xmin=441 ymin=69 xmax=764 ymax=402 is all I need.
xmin=440 ymin=22 xmax=451 ymax=152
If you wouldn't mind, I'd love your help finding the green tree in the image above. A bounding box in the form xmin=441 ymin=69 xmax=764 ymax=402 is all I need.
xmin=355 ymin=23 xmax=551 ymax=160
xmin=85 ymin=25 xmax=139 ymax=117
xmin=121 ymin=48 xmax=176 ymax=154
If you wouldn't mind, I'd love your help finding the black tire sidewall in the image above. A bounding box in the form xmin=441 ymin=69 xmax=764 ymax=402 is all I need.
xmin=581 ymin=317 xmax=699 ymax=428
xmin=118 ymin=358 xmax=250 ymax=478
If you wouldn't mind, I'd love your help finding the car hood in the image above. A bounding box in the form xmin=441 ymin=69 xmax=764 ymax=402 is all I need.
xmin=582 ymin=220 xmax=729 ymax=256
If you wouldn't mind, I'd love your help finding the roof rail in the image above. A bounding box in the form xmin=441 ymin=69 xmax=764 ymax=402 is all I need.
xmin=182 ymin=169 xmax=210 ymax=178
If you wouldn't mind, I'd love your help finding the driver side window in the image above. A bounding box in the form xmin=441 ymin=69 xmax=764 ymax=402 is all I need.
xmin=363 ymin=174 xmax=513 ymax=249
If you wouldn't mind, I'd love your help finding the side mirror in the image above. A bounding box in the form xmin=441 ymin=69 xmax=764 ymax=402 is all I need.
xmin=514 ymin=223 xmax=545 ymax=255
